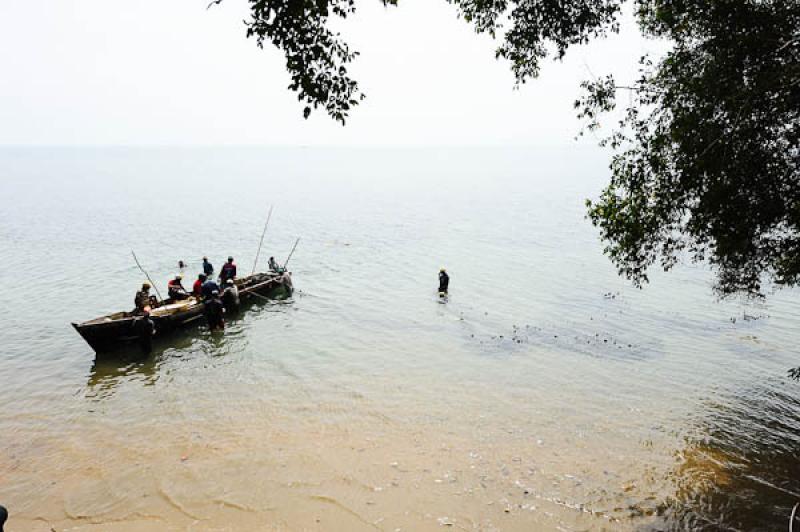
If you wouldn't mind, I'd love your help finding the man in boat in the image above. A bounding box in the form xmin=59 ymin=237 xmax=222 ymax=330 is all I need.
xmin=134 ymin=282 xmax=156 ymax=314
xmin=219 ymin=256 xmax=237 ymax=284
xmin=202 ymin=256 xmax=214 ymax=277
xmin=133 ymin=308 xmax=156 ymax=354
xmin=222 ymin=279 xmax=240 ymax=310
xmin=438 ymin=268 xmax=450 ymax=295
xmin=268 ymin=256 xmax=282 ymax=273
xmin=201 ymin=276 xmax=220 ymax=301
xmin=167 ymin=274 xmax=189 ymax=300
xmin=205 ymin=290 xmax=225 ymax=331
xmin=193 ymin=274 xmax=206 ymax=298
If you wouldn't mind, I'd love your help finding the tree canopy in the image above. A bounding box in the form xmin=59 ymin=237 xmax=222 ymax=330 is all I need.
xmin=218 ymin=0 xmax=800 ymax=300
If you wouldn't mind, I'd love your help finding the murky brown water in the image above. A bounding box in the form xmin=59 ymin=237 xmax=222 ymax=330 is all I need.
xmin=1 ymin=147 xmax=799 ymax=531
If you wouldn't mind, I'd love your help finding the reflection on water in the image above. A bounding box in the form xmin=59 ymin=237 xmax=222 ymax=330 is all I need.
xmin=87 ymin=296 xmax=294 ymax=400
xmin=651 ymin=383 xmax=800 ymax=531
xmin=1 ymin=147 xmax=799 ymax=530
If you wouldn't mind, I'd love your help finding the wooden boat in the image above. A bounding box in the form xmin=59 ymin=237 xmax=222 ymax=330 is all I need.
xmin=72 ymin=272 xmax=293 ymax=352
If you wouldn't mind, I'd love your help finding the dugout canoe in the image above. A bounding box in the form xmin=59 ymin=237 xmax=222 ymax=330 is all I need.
xmin=72 ymin=272 xmax=293 ymax=352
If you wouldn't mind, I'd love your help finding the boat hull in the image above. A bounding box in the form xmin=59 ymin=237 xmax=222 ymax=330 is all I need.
xmin=72 ymin=272 xmax=292 ymax=353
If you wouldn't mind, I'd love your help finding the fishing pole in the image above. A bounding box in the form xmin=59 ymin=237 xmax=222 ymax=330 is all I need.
xmin=251 ymin=206 xmax=274 ymax=275
xmin=283 ymin=237 xmax=300 ymax=269
xmin=132 ymin=250 xmax=164 ymax=302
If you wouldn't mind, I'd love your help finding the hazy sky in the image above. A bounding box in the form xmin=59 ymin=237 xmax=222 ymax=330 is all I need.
xmin=0 ymin=1 xmax=661 ymax=146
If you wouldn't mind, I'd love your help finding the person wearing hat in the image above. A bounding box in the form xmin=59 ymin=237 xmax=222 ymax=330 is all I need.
xmin=202 ymin=256 xmax=214 ymax=277
xmin=222 ymin=278 xmax=240 ymax=310
xmin=219 ymin=256 xmax=237 ymax=284
xmin=438 ymin=268 xmax=450 ymax=295
xmin=134 ymin=282 xmax=153 ymax=313
xmin=167 ymin=274 xmax=189 ymax=300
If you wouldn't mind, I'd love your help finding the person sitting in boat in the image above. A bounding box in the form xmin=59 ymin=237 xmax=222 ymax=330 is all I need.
xmin=201 ymin=277 xmax=220 ymax=301
xmin=193 ymin=274 xmax=206 ymax=298
xmin=205 ymin=290 xmax=225 ymax=331
xmin=134 ymin=282 xmax=156 ymax=313
xmin=167 ymin=274 xmax=189 ymax=300
xmin=219 ymin=256 xmax=237 ymax=284
xmin=438 ymin=268 xmax=450 ymax=295
xmin=222 ymin=279 xmax=240 ymax=310
xmin=202 ymin=256 xmax=214 ymax=277
xmin=268 ymin=256 xmax=283 ymax=273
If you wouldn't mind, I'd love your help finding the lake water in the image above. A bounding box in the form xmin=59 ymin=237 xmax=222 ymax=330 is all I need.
xmin=1 ymin=146 xmax=799 ymax=531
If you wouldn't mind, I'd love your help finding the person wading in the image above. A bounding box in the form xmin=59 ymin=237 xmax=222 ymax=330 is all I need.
xmin=205 ymin=290 xmax=225 ymax=331
xmin=219 ymin=256 xmax=237 ymax=284
xmin=222 ymin=279 xmax=240 ymax=311
xmin=202 ymin=256 xmax=214 ymax=277
xmin=133 ymin=308 xmax=156 ymax=354
xmin=201 ymin=276 xmax=220 ymax=301
xmin=438 ymin=268 xmax=450 ymax=295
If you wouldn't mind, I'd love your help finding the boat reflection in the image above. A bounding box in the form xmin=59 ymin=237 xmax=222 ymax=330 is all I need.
xmin=85 ymin=330 xmax=197 ymax=399
xmin=84 ymin=294 xmax=294 ymax=399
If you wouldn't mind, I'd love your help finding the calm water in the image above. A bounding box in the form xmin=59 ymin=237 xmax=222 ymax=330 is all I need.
xmin=1 ymin=146 xmax=799 ymax=531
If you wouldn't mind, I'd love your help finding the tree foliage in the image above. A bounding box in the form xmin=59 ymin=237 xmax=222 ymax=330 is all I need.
xmin=218 ymin=0 xmax=800 ymax=299
xmin=580 ymin=1 xmax=800 ymax=298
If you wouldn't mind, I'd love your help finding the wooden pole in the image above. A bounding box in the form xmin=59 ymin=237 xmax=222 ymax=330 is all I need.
xmin=251 ymin=206 xmax=274 ymax=275
xmin=283 ymin=237 xmax=300 ymax=269
xmin=132 ymin=250 xmax=164 ymax=302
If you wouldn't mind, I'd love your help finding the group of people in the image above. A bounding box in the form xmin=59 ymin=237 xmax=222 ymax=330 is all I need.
xmin=131 ymin=256 xmax=248 ymax=351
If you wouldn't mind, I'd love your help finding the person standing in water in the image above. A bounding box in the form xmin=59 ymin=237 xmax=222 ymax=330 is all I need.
xmin=219 ymin=256 xmax=237 ymax=284
xmin=438 ymin=268 xmax=450 ymax=295
xmin=202 ymin=256 xmax=214 ymax=277
xmin=222 ymin=279 xmax=240 ymax=311
xmin=205 ymin=290 xmax=226 ymax=331
xmin=133 ymin=309 xmax=155 ymax=354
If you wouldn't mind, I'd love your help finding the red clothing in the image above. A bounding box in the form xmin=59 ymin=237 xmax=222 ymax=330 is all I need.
xmin=220 ymin=261 xmax=237 ymax=280
xmin=193 ymin=279 xmax=203 ymax=296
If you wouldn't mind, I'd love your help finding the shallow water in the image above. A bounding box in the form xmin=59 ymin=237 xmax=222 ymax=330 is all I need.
xmin=1 ymin=146 xmax=799 ymax=531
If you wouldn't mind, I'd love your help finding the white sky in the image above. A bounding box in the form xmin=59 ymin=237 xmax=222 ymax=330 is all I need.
xmin=0 ymin=0 xmax=661 ymax=146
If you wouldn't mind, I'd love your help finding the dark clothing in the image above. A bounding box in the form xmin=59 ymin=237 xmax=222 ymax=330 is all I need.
xmin=220 ymin=261 xmax=237 ymax=282
xmin=268 ymin=257 xmax=281 ymax=273
xmin=203 ymin=260 xmax=214 ymax=276
xmin=205 ymin=297 xmax=225 ymax=331
xmin=201 ymin=279 xmax=220 ymax=300
xmin=438 ymin=271 xmax=450 ymax=293
xmin=133 ymin=314 xmax=155 ymax=354
xmin=167 ymin=279 xmax=189 ymax=300
xmin=192 ymin=279 xmax=203 ymax=297
xmin=134 ymin=289 xmax=151 ymax=311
